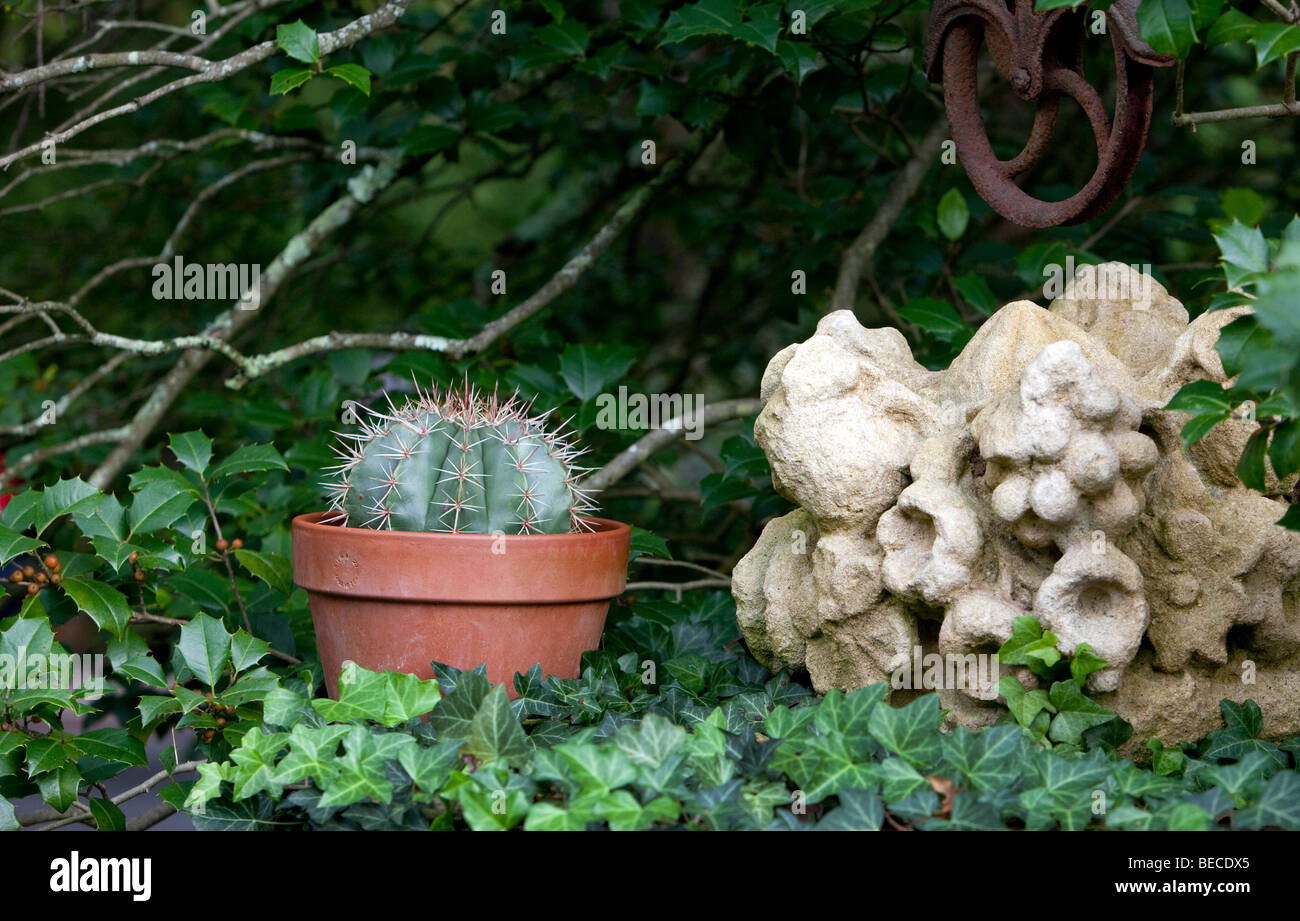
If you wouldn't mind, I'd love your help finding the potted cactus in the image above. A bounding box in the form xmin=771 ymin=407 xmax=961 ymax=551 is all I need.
xmin=291 ymin=383 xmax=630 ymax=698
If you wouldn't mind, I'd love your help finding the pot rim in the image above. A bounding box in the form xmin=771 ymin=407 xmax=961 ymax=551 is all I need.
xmin=291 ymin=510 xmax=630 ymax=541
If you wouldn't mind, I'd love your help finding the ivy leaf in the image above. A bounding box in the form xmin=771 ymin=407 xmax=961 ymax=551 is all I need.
xmin=1235 ymin=770 xmax=1300 ymax=829
xmin=270 ymin=68 xmax=313 ymax=95
xmin=937 ymin=188 xmax=969 ymax=241
xmin=277 ymin=20 xmax=320 ymax=64
xmin=177 ymin=612 xmax=232 ymax=687
xmin=228 ymin=726 xmax=289 ymax=801
xmin=1047 ymin=680 xmax=1118 ymax=745
xmin=273 ymin=724 xmax=350 ymax=786
xmin=312 ymin=663 xmax=390 ymax=722
xmin=1220 ymin=699 xmax=1264 ymax=738
xmin=466 ymin=684 xmax=532 ymax=767
xmin=940 ymin=725 xmax=1024 ymax=792
xmin=168 ymin=431 xmax=212 ymax=477
xmin=816 ymin=787 xmax=884 ymax=831
xmin=59 ymin=577 xmax=131 ymax=637
xmin=383 ymin=671 xmax=442 ymax=724
xmin=996 ymin=616 xmax=1061 ymax=676
xmin=866 ymin=694 xmax=942 ymax=770
xmin=326 ymin=63 xmax=372 ymax=96
xmin=1069 ymin=644 xmax=1109 ymax=687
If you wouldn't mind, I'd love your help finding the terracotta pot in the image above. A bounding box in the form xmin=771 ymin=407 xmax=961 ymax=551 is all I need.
xmin=291 ymin=512 xmax=630 ymax=698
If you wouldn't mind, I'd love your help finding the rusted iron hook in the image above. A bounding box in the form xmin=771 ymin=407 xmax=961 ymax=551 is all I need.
xmin=924 ymin=0 xmax=1174 ymax=228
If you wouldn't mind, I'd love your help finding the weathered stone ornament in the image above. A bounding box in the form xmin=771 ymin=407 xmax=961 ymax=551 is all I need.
xmin=732 ymin=264 xmax=1300 ymax=751
xmin=923 ymin=0 xmax=1175 ymax=227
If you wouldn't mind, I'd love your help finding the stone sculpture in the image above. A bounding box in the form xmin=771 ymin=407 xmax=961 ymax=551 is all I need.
xmin=732 ymin=263 xmax=1300 ymax=750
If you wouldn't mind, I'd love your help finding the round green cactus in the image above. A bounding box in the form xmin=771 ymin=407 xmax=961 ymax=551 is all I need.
xmin=324 ymin=383 xmax=595 ymax=534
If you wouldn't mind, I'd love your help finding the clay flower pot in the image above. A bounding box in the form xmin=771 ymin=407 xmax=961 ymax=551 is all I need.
xmin=292 ymin=512 xmax=630 ymax=698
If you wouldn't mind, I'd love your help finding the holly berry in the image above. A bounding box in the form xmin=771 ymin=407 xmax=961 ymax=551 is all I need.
xmin=21 ymin=565 xmax=34 ymax=578
xmin=50 ymin=574 xmax=61 ymax=585
xmin=34 ymin=572 xmax=46 ymax=583
xmin=128 ymin=551 xmax=139 ymax=565
xmin=134 ymin=570 xmax=146 ymax=582
xmin=216 ymin=538 xmax=229 ymax=552
xmin=26 ymin=583 xmax=38 ymax=596
xmin=216 ymin=717 xmax=227 ymax=728
xmin=231 ymin=538 xmax=243 ymax=550
xmin=44 ymin=555 xmax=59 ymax=570
xmin=8 ymin=571 xmax=20 ymax=583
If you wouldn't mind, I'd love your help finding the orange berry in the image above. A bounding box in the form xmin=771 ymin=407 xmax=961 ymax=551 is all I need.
xmin=44 ymin=555 xmax=59 ymax=570
xmin=21 ymin=566 xmax=34 ymax=578
xmin=134 ymin=570 xmax=146 ymax=582
xmin=26 ymin=583 xmax=38 ymax=596
xmin=8 ymin=572 xmax=20 ymax=583
xmin=34 ymin=572 xmax=46 ymax=583
xmin=128 ymin=551 xmax=139 ymax=565
xmin=51 ymin=574 xmax=61 ymax=585
xmin=216 ymin=538 xmax=228 ymax=552
xmin=231 ymin=538 xmax=243 ymax=550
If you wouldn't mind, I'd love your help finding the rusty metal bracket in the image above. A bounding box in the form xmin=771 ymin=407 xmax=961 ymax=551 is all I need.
xmin=924 ymin=0 xmax=1174 ymax=228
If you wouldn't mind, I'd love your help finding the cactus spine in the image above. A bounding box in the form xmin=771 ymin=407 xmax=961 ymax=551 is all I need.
xmin=324 ymin=383 xmax=595 ymax=534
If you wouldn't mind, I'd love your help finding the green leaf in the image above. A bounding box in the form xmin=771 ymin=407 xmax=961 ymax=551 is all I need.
xmin=1137 ymin=0 xmax=1198 ymax=58
xmin=177 ymin=612 xmax=232 ymax=687
xmin=403 ymin=125 xmax=461 ymax=157
xmin=539 ymin=0 xmax=565 ymax=21
xmin=1179 ymin=411 xmax=1229 ymax=448
xmin=1215 ymin=219 xmax=1269 ymax=284
xmin=35 ymin=478 xmax=100 ymax=535
xmin=867 ymin=694 xmax=942 ymax=770
xmin=383 ymin=671 xmax=442 ymax=724
xmin=312 ymin=662 xmax=390 ymax=722
xmin=1188 ymin=0 xmax=1222 ymax=30
xmin=277 ymin=20 xmax=320 ymax=64
xmin=996 ymin=615 xmax=1061 ymax=676
xmin=1069 ymin=643 xmax=1109 ymax=686
xmin=1235 ymin=770 xmax=1300 ymax=829
xmin=270 ymin=68 xmax=313 ymax=95
xmin=87 ymin=797 xmax=126 ymax=831
xmin=59 ymin=576 xmax=131 ymax=636
xmin=775 ymin=41 xmax=820 ymax=83
xmin=229 ymin=726 xmax=289 ymax=801
xmin=75 ymin=728 xmax=147 ymax=766
xmin=127 ymin=481 xmax=195 ymax=538
xmin=37 ymin=763 xmax=82 ymax=812
xmin=208 ymin=444 xmax=288 ymax=480
xmin=534 ymin=20 xmax=590 ymax=57
xmin=937 ymin=188 xmax=969 ymax=241
xmin=1165 ymin=378 xmax=1232 ymax=414
xmin=232 ymin=549 xmax=292 ymax=595
xmin=326 ymin=63 xmax=371 ymax=96
xmin=898 ymin=298 xmax=970 ymax=341
xmin=0 ymin=797 xmax=16 ymax=832
xmin=1236 ymin=427 xmax=1270 ymax=492
xmin=1220 ymin=187 xmax=1265 ymax=225
xmin=0 ymin=524 xmax=44 ymax=564
xmin=1206 ymin=8 xmax=1259 ymax=45
xmin=661 ymin=0 xmax=740 ymax=44
xmin=1220 ymin=699 xmax=1264 ymax=737
xmin=228 ymin=629 xmax=270 ymax=672
xmin=273 ymin=724 xmax=349 ymax=787
xmin=168 ymin=431 xmax=213 ymax=477
xmin=1047 ymin=680 xmax=1118 ymax=745
xmin=1250 ymin=23 xmax=1300 ymax=68
xmin=1268 ymin=419 xmax=1300 ymax=478
xmin=941 ymin=725 xmax=1024 ymax=792
xmin=466 ymin=684 xmax=531 ymax=767
xmin=559 ymin=344 xmax=637 ymax=401
xmin=953 ymin=273 xmax=999 ymax=316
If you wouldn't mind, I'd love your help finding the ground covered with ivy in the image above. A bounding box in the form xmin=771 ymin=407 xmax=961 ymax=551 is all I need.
xmin=176 ymin=595 xmax=1300 ymax=831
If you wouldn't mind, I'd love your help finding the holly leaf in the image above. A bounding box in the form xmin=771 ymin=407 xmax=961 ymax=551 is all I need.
xmin=277 ymin=20 xmax=320 ymax=64
xmin=326 ymin=63 xmax=372 ymax=96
